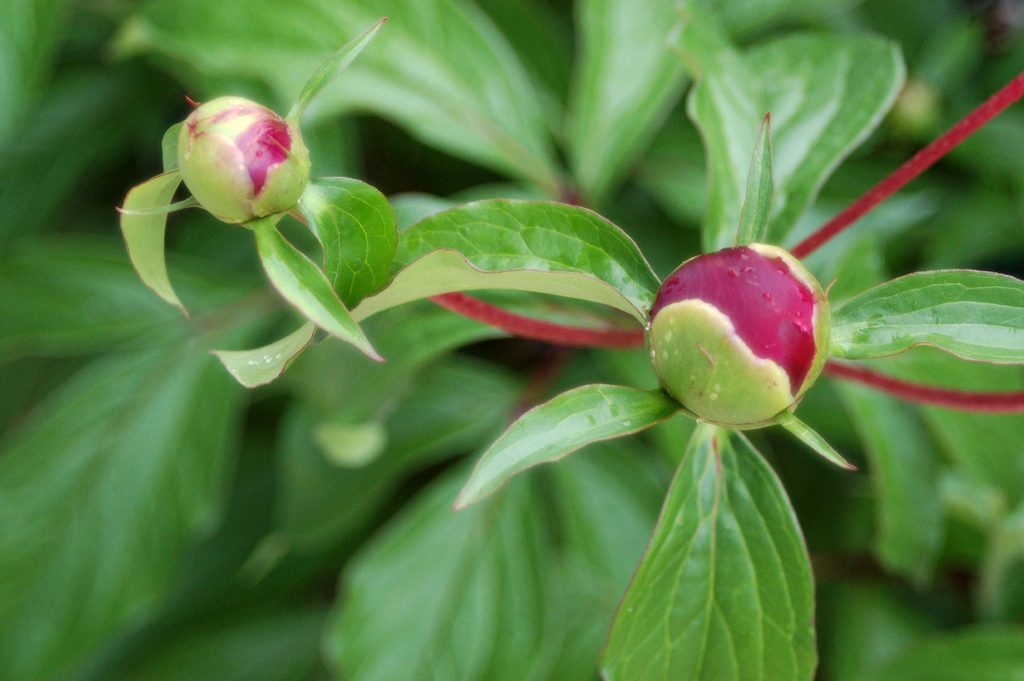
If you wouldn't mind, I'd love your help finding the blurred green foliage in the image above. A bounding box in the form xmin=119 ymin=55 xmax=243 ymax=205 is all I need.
xmin=2 ymin=0 xmax=1024 ymax=680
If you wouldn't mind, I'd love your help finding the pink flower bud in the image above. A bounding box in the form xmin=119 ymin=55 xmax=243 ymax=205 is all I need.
xmin=646 ymin=244 xmax=830 ymax=427
xmin=177 ymin=96 xmax=310 ymax=223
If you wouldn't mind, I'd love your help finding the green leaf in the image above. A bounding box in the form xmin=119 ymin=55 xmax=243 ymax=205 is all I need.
xmin=296 ymin=177 xmax=397 ymax=307
xmin=119 ymin=170 xmax=187 ymax=314
xmin=602 ymin=425 xmax=816 ymax=681
xmin=353 ymin=200 xmax=660 ymax=323
xmin=286 ymin=17 xmax=387 ymax=124
xmin=876 ymin=627 xmax=1024 ymax=681
xmin=0 ymin=236 xmax=181 ymax=359
xmin=568 ymin=0 xmax=689 ymax=203
xmin=675 ymin=6 xmax=904 ymax=251
xmin=275 ymin=355 xmax=519 ymax=551
xmin=456 ymin=384 xmax=681 ymax=508
xmin=212 ymin=321 xmax=316 ymax=388
xmin=314 ymin=420 xmax=389 ymax=467
xmin=776 ymin=409 xmax=855 ymax=470
xmin=817 ymin=581 xmax=932 ymax=681
xmin=119 ymin=0 xmax=561 ymax=191
xmin=830 ymin=270 xmax=1024 ymax=363
xmin=0 ymin=0 xmax=74 ymax=145
xmin=545 ymin=442 xmax=666 ymax=681
xmin=0 ymin=342 xmax=244 ymax=681
xmin=735 ymin=113 xmax=774 ymax=246
xmin=881 ymin=348 xmax=1024 ymax=505
xmin=251 ymin=217 xmax=379 ymax=361
xmin=161 ymin=121 xmax=183 ymax=172
xmin=837 ymin=380 xmax=943 ymax=587
xmin=326 ymin=470 xmax=557 ymax=681
xmin=111 ymin=608 xmax=328 ymax=681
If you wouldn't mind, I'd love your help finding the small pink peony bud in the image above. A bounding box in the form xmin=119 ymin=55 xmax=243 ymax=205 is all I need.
xmin=177 ymin=96 xmax=310 ymax=223
xmin=646 ymin=244 xmax=830 ymax=427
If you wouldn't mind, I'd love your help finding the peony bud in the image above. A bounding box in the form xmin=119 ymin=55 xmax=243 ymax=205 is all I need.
xmin=646 ymin=244 xmax=830 ymax=427
xmin=177 ymin=96 xmax=310 ymax=223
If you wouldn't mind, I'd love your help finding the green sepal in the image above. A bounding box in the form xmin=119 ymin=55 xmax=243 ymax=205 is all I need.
xmin=775 ymin=409 xmax=856 ymax=469
xmin=119 ymin=170 xmax=187 ymax=315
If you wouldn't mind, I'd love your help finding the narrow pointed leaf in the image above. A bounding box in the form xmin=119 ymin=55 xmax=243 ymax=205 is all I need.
xmin=455 ymin=385 xmax=681 ymax=508
xmin=212 ymin=321 xmax=316 ymax=388
xmin=602 ymin=425 xmax=817 ymax=681
xmin=675 ymin=7 xmax=904 ymax=251
xmin=117 ymin=196 xmax=198 ymax=216
xmin=831 ymin=270 xmax=1024 ymax=363
xmin=353 ymin=199 xmax=660 ymax=322
xmin=119 ymin=170 xmax=187 ymax=315
xmin=286 ymin=17 xmax=387 ymax=124
xmin=161 ymin=121 xmax=183 ymax=172
xmin=736 ymin=113 xmax=774 ymax=246
xmin=297 ymin=177 xmax=397 ymax=307
xmin=252 ymin=218 xmax=379 ymax=361
xmin=776 ymin=409 xmax=855 ymax=469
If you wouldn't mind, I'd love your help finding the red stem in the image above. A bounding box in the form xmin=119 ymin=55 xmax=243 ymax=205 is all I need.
xmin=791 ymin=70 xmax=1024 ymax=259
xmin=432 ymin=294 xmax=1024 ymax=412
xmin=429 ymin=292 xmax=645 ymax=348
xmin=824 ymin=361 xmax=1024 ymax=413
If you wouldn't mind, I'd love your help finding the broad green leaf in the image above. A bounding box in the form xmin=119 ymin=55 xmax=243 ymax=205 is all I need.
xmin=119 ymin=0 xmax=561 ymax=191
xmin=353 ymin=200 xmax=660 ymax=322
xmin=676 ymin=6 xmax=904 ymax=250
xmin=830 ymin=270 xmax=1024 ymax=363
xmin=111 ymin=608 xmax=328 ymax=681
xmin=120 ymin=170 xmax=187 ymax=314
xmin=882 ymin=348 xmax=1024 ymax=505
xmin=0 ymin=0 xmax=74 ymax=145
xmin=161 ymin=121 xmax=183 ymax=172
xmin=277 ymin=355 xmax=519 ymax=550
xmin=286 ymin=17 xmax=386 ymax=124
xmin=568 ymin=0 xmax=689 ymax=203
xmin=212 ymin=321 xmax=316 ymax=388
xmin=877 ymin=627 xmax=1024 ymax=681
xmin=0 ymin=237 xmax=181 ymax=359
xmin=837 ymin=380 xmax=943 ymax=587
xmin=251 ymin=217 xmax=379 ymax=360
xmin=0 ymin=341 xmax=244 ymax=681
xmin=735 ymin=113 xmax=774 ymax=246
xmin=326 ymin=470 xmax=557 ymax=681
xmin=297 ymin=177 xmax=397 ymax=307
xmin=978 ymin=504 xmax=1024 ymax=621
xmin=817 ymin=581 xmax=932 ymax=681
xmin=545 ymin=442 xmax=666 ymax=681
xmin=0 ymin=69 xmax=142 ymax=246
xmin=456 ymin=384 xmax=681 ymax=508
xmin=776 ymin=409 xmax=855 ymax=469
xmin=602 ymin=425 xmax=816 ymax=681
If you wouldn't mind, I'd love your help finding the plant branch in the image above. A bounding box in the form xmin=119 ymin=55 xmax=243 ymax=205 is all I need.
xmin=792 ymin=70 xmax=1024 ymax=259
xmin=429 ymin=292 xmax=645 ymax=348
xmin=825 ymin=361 xmax=1024 ymax=412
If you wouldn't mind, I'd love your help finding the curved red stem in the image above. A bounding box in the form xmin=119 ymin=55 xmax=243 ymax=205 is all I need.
xmin=429 ymin=292 xmax=645 ymax=348
xmin=791 ymin=70 xmax=1024 ymax=259
xmin=430 ymin=295 xmax=1024 ymax=412
xmin=825 ymin=361 xmax=1024 ymax=413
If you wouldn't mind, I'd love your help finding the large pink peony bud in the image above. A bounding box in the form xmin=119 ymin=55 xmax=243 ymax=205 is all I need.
xmin=646 ymin=244 xmax=830 ymax=427
xmin=177 ymin=96 xmax=310 ymax=223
